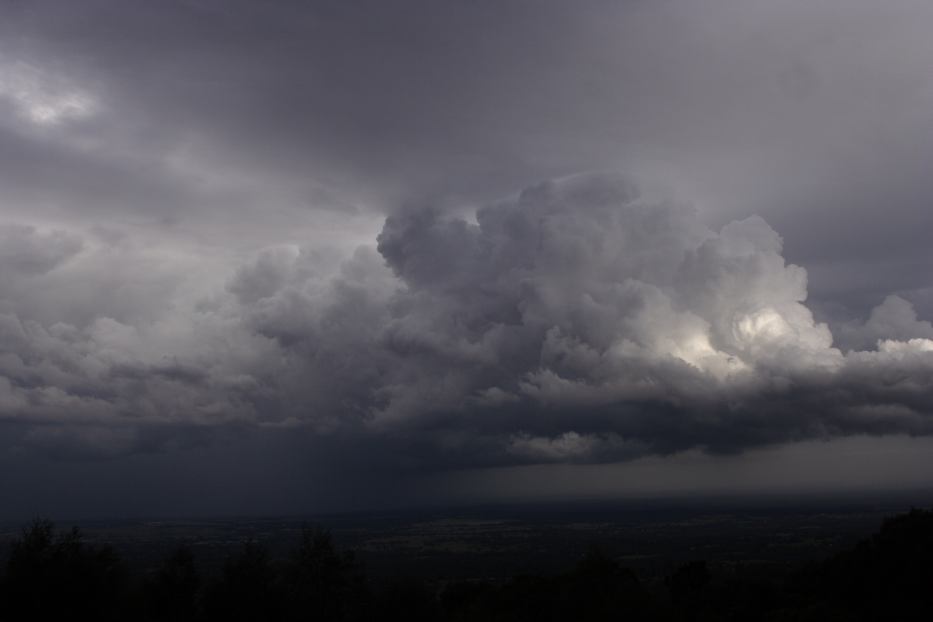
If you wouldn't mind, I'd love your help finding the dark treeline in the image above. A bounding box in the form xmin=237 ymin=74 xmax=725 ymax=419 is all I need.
xmin=1 ymin=508 xmax=933 ymax=621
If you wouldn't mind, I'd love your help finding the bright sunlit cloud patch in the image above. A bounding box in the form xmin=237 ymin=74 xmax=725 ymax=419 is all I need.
xmin=0 ymin=58 xmax=97 ymax=126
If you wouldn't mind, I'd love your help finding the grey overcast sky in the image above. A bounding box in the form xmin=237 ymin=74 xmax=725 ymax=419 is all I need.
xmin=2 ymin=0 xmax=933 ymax=518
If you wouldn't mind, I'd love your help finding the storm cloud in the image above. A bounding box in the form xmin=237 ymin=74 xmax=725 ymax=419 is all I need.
xmin=3 ymin=172 xmax=933 ymax=469
xmin=1 ymin=0 xmax=933 ymax=513
xmin=246 ymin=173 xmax=933 ymax=464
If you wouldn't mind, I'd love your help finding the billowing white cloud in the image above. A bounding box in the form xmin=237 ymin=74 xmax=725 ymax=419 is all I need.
xmin=365 ymin=174 xmax=933 ymax=461
xmin=836 ymin=295 xmax=933 ymax=351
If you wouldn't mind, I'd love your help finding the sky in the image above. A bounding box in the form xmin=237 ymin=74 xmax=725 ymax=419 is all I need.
xmin=1 ymin=0 xmax=933 ymax=518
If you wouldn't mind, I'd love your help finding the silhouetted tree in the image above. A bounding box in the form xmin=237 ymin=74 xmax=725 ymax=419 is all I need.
xmin=440 ymin=580 xmax=496 ymax=622
xmin=783 ymin=507 xmax=933 ymax=620
xmin=564 ymin=546 xmax=655 ymax=621
xmin=666 ymin=560 xmax=712 ymax=621
xmin=203 ymin=541 xmax=283 ymax=622
xmin=282 ymin=527 xmax=368 ymax=621
xmin=667 ymin=560 xmax=710 ymax=604
xmin=4 ymin=506 xmax=933 ymax=621
xmin=1 ymin=518 xmax=126 ymax=621
xmin=374 ymin=578 xmax=440 ymax=622
xmin=147 ymin=545 xmax=200 ymax=621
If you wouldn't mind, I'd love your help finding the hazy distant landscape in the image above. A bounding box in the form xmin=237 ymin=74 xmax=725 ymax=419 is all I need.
xmin=4 ymin=492 xmax=929 ymax=581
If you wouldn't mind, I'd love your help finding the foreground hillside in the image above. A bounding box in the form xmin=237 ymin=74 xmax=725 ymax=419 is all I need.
xmin=1 ymin=507 xmax=932 ymax=621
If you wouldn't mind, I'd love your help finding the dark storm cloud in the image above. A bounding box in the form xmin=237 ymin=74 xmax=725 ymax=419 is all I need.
xmin=307 ymin=174 xmax=933 ymax=466
xmin=5 ymin=173 xmax=925 ymax=469
xmin=0 ymin=0 xmax=933 ymax=498
xmin=3 ymin=0 xmax=933 ymax=262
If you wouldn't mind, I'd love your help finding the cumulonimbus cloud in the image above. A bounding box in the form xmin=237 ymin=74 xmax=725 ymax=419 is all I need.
xmin=224 ymin=172 xmax=933 ymax=466
xmin=2 ymin=173 xmax=933 ymax=464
